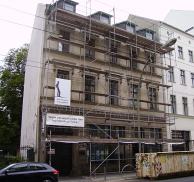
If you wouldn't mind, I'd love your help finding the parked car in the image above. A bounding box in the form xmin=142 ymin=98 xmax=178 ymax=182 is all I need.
xmin=0 ymin=162 xmax=58 ymax=182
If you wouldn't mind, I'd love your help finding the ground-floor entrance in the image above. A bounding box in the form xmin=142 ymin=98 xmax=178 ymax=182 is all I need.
xmin=47 ymin=142 xmax=72 ymax=176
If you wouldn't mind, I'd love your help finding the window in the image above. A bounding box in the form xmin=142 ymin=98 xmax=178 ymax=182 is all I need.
xmin=182 ymin=97 xmax=188 ymax=115
xmin=180 ymin=70 xmax=185 ymax=85
xmin=88 ymin=124 xmax=97 ymax=137
xmin=113 ymin=126 xmax=125 ymax=138
xmin=8 ymin=164 xmax=28 ymax=173
xmin=148 ymin=56 xmax=155 ymax=73
xmin=149 ymin=88 xmax=157 ymax=110
xmin=85 ymin=38 xmax=95 ymax=58
xmin=130 ymin=61 xmax=137 ymax=69
xmin=99 ymin=125 xmax=110 ymax=138
xmin=87 ymin=143 xmax=124 ymax=164
xmin=189 ymin=50 xmax=193 ymax=62
xmin=170 ymin=95 xmax=176 ymax=114
xmin=58 ymin=30 xmax=70 ymax=52
xmin=63 ymin=2 xmax=74 ymax=12
xmin=126 ymin=25 xmax=135 ymax=33
xmin=191 ymin=73 xmax=194 ymax=87
xmin=109 ymin=80 xmax=118 ymax=105
xmin=168 ymin=66 xmax=174 ymax=82
xmin=57 ymin=70 xmax=69 ymax=79
xmin=178 ymin=46 xmax=183 ymax=58
xmin=100 ymin=15 xmax=109 ymax=24
xmin=110 ymin=46 xmax=117 ymax=63
xmin=150 ymin=128 xmax=162 ymax=139
xmin=172 ymin=130 xmax=184 ymax=139
xmin=130 ymin=50 xmax=137 ymax=58
xmin=146 ymin=32 xmax=153 ymax=40
xmin=48 ymin=126 xmax=73 ymax=135
xmin=85 ymin=75 xmax=95 ymax=102
xmin=29 ymin=164 xmax=46 ymax=171
xmin=130 ymin=84 xmax=138 ymax=107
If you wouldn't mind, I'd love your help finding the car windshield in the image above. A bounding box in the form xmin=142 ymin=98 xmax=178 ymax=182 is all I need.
xmin=0 ymin=164 xmax=18 ymax=173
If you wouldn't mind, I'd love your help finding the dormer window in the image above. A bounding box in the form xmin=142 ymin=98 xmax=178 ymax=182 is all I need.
xmin=126 ymin=25 xmax=135 ymax=33
xmin=63 ymin=3 xmax=74 ymax=12
xmin=100 ymin=16 xmax=109 ymax=24
xmin=146 ymin=32 xmax=153 ymax=40
xmin=114 ymin=21 xmax=136 ymax=33
xmin=90 ymin=11 xmax=112 ymax=25
xmin=137 ymin=28 xmax=155 ymax=40
xmin=59 ymin=0 xmax=79 ymax=13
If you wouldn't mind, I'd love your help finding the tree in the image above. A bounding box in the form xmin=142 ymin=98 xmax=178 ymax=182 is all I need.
xmin=0 ymin=44 xmax=29 ymax=145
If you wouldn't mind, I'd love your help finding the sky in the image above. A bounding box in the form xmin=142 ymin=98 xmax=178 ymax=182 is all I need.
xmin=0 ymin=0 xmax=193 ymax=66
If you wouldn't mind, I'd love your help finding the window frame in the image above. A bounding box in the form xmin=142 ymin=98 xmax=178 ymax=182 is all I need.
xmin=188 ymin=50 xmax=193 ymax=62
xmin=63 ymin=2 xmax=75 ymax=12
xmin=150 ymin=128 xmax=162 ymax=139
xmin=178 ymin=46 xmax=183 ymax=58
xmin=110 ymin=45 xmax=118 ymax=63
xmin=146 ymin=31 xmax=153 ymax=40
xmin=57 ymin=70 xmax=69 ymax=80
xmin=149 ymin=87 xmax=157 ymax=110
xmin=109 ymin=80 xmax=119 ymax=105
xmin=191 ymin=73 xmax=194 ymax=87
xmin=148 ymin=56 xmax=155 ymax=73
xmin=180 ymin=70 xmax=186 ymax=85
xmin=85 ymin=75 xmax=95 ymax=102
xmin=130 ymin=84 xmax=138 ymax=108
xmin=100 ymin=15 xmax=109 ymax=24
xmin=170 ymin=95 xmax=177 ymax=114
xmin=85 ymin=38 xmax=95 ymax=58
xmin=58 ymin=30 xmax=70 ymax=52
xmin=126 ymin=25 xmax=135 ymax=33
xmin=182 ymin=97 xmax=188 ymax=115
xmin=168 ymin=66 xmax=174 ymax=82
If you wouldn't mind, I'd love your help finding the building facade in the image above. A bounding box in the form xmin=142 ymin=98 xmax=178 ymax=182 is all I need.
xmin=21 ymin=0 xmax=175 ymax=176
xmin=127 ymin=14 xmax=194 ymax=153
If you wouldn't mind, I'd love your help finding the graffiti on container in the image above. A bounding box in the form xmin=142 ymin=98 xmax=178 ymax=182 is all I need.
xmin=142 ymin=155 xmax=150 ymax=168
xmin=167 ymin=155 xmax=172 ymax=160
xmin=155 ymin=162 xmax=162 ymax=174
xmin=182 ymin=156 xmax=188 ymax=163
xmin=160 ymin=156 xmax=166 ymax=163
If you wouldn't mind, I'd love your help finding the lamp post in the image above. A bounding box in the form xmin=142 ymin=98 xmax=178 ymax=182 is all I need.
xmin=137 ymin=38 xmax=177 ymax=153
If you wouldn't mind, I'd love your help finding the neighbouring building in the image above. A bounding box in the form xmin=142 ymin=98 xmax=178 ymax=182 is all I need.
xmin=127 ymin=14 xmax=194 ymax=152
xmin=164 ymin=10 xmax=194 ymax=36
xmin=21 ymin=0 xmax=176 ymax=176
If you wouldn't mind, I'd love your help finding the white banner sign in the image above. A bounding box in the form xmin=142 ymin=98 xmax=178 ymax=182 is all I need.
xmin=46 ymin=113 xmax=84 ymax=127
xmin=54 ymin=78 xmax=71 ymax=106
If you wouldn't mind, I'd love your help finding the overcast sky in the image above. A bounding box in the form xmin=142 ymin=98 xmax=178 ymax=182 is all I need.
xmin=0 ymin=0 xmax=193 ymax=65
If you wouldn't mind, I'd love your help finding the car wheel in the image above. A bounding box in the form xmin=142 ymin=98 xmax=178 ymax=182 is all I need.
xmin=41 ymin=178 xmax=53 ymax=182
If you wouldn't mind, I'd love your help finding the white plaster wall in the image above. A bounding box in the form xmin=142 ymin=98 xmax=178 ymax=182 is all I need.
xmin=20 ymin=4 xmax=46 ymax=150
xmin=161 ymin=24 xmax=194 ymax=150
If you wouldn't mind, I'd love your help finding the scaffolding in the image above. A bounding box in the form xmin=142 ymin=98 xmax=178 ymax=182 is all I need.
xmin=40 ymin=0 xmax=179 ymax=176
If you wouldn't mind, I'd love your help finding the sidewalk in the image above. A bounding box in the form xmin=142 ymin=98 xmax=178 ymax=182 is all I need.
xmin=59 ymin=172 xmax=138 ymax=182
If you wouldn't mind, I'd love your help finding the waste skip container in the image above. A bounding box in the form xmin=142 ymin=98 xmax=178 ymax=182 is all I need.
xmin=136 ymin=151 xmax=194 ymax=179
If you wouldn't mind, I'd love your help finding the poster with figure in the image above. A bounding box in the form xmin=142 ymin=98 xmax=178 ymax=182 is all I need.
xmin=54 ymin=78 xmax=71 ymax=106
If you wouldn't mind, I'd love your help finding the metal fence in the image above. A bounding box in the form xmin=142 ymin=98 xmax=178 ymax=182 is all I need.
xmin=0 ymin=145 xmax=35 ymax=169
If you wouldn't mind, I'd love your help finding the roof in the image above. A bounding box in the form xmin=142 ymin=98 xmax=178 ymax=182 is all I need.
xmin=137 ymin=28 xmax=155 ymax=33
xmin=90 ymin=11 xmax=113 ymax=18
xmin=56 ymin=0 xmax=79 ymax=5
xmin=115 ymin=21 xmax=137 ymax=27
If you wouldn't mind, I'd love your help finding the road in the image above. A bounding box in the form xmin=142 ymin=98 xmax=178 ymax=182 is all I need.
xmin=118 ymin=176 xmax=194 ymax=182
xmin=59 ymin=176 xmax=194 ymax=182
xmin=59 ymin=175 xmax=194 ymax=182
